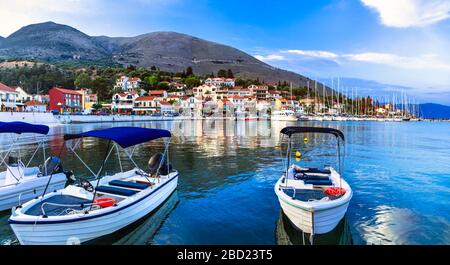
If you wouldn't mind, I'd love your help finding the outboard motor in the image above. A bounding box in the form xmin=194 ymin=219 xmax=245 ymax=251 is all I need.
xmin=148 ymin=153 xmax=172 ymax=175
xmin=8 ymin=156 xmax=18 ymax=166
xmin=42 ymin=156 xmax=63 ymax=176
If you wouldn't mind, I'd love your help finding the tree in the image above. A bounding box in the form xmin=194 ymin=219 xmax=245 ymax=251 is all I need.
xmin=217 ymin=69 xmax=227 ymax=78
xmin=92 ymin=103 xmax=103 ymax=112
xmin=92 ymin=77 xmax=113 ymax=102
xmin=184 ymin=76 xmax=201 ymax=88
xmin=227 ymin=69 xmax=234 ymax=78
xmin=186 ymin=66 xmax=193 ymax=77
xmin=144 ymin=75 xmax=159 ymax=89
xmin=74 ymin=72 xmax=91 ymax=88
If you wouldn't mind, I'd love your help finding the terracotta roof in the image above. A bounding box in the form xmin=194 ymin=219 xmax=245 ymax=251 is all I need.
xmin=51 ymin=87 xmax=82 ymax=95
xmin=0 ymin=83 xmax=18 ymax=93
xmin=159 ymin=101 xmax=172 ymax=105
xmin=25 ymin=100 xmax=46 ymax=106
xmin=149 ymin=90 xmax=165 ymax=95
xmin=135 ymin=96 xmax=155 ymax=101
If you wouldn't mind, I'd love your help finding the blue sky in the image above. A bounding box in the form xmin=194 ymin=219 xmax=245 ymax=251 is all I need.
xmin=1 ymin=0 xmax=450 ymax=104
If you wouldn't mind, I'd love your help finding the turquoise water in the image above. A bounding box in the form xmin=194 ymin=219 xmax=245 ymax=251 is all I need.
xmin=0 ymin=120 xmax=449 ymax=245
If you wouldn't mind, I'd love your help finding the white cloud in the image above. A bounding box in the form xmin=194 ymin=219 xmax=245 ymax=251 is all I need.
xmin=254 ymin=54 xmax=285 ymax=61
xmin=254 ymin=49 xmax=450 ymax=72
xmin=283 ymin=50 xmax=339 ymax=60
xmin=343 ymin=52 xmax=450 ymax=71
xmin=361 ymin=0 xmax=450 ymax=28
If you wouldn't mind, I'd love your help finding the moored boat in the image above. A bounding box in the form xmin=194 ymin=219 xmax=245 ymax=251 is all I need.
xmin=274 ymin=127 xmax=352 ymax=239
xmin=0 ymin=122 xmax=71 ymax=212
xmin=9 ymin=127 xmax=178 ymax=245
xmin=271 ymin=110 xmax=298 ymax=122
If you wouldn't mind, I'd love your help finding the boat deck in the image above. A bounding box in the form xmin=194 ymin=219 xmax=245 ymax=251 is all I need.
xmin=282 ymin=188 xmax=340 ymax=202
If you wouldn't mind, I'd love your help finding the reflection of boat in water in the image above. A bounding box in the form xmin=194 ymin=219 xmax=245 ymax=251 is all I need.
xmin=92 ymin=191 xmax=180 ymax=245
xmin=275 ymin=211 xmax=353 ymax=245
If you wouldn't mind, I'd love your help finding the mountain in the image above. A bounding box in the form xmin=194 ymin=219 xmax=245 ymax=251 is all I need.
xmin=0 ymin=22 xmax=110 ymax=61
xmin=419 ymin=103 xmax=450 ymax=119
xmin=0 ymin=21 xmax=322 ymax=89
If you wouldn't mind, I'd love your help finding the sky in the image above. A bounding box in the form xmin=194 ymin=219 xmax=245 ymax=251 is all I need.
xmin=0 ymin=0 xmax=450 ymax=104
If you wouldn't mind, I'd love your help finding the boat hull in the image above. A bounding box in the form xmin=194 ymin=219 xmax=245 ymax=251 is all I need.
xmin=274 ymin=173 xmax=352 ymax=235
xmin=277 ymin=195 xmax=350 ymax=234
xmin=9 ymin=174 xmax=178 ymax=245
xmin=0 ymin=173 xmax=67 ymax=212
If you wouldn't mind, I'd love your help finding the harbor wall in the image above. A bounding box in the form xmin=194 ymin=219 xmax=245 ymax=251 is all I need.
xmin=0 ymin=112 xmax=61 ymax=125
xmin=60 ymin=115 xmax=177 ymax=123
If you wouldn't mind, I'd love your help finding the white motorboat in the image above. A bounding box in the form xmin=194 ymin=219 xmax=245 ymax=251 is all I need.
xmin=0 ymin=122 xmax=70 ymax=212
xmin=274 ymin=126 xmax=352 ymax=239
xmin=9 ymin=127 xmax=178 ymax=245
xmin=271 ymin=110 xmax=298 ymax=122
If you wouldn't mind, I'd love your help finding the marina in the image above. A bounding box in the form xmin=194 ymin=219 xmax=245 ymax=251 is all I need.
xmin=0 ymin=119 xmax=449 ymax=245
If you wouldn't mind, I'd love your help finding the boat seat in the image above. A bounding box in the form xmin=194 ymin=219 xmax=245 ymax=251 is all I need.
xmin=96 ymin=185 xmax=137 ymax=196
xmin=294 ymin=173 xmax=330 ymax=180
xmin=295 ymin=168 xmax=331 ymax=174
xmin=109 ymin=180 xmax=150 ymax=190
xmin=304 ymin=179 xmax=333 ymax=186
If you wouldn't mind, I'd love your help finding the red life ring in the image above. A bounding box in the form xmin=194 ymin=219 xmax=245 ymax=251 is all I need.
xmin=94 ymin=198 xmax=117 ymax=208
xmin=325 ymin=187 xmax=346 ymax=196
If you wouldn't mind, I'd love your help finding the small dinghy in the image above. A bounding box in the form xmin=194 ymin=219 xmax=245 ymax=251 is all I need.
xmin=274 ymin=126 xmax=352 ymax=239
xmin=9 ymin=127 xmax=178 ymax=245
xmin=0 ymin=122 xmax=70 ymax=212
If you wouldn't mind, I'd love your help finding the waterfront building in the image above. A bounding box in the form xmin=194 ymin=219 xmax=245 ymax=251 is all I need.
xmin=160 ymin=101 xmax=175 ymax=114
xmin=32 ymin=94 xmax=50 ymax=104
xmin=217 ymin=98 xmax=233 ymax=113
xmin=48 ymin=87 xmax=82 ymax=113
xmin=24 ymin=100 xmax=47 ymax=112
xmin=76 ymin=88 xmax=98 ymax=112
xmin=133 ymin=96 xmax=159 ymax=114
xmin=204 ymin=77 xmax=235 ymax=87
xmin=114 ymin=76 xmax=141 ymax=92
xmin=0 ymin=82 xmax=19 ymax=111
xmin=274 ymin=98 xmax=288 ymax=111
xmin=256 ymin=100 xmax=273 ymax=112
xmin=111 ymin=91 xmax=139 ymax=114
xmin=193 ymin=85 xmax=218 ymax=101
xmin=268 ymin=90 xmax=282 ymax=100
xmin=227 ymin=88 xmax=252 ymax=98
xmin=14 ymin=86 xmax=33 ymax=103
xmin=149 ymin=90 xmax=168 ymax=98
xmin=248 ymin=84 xmax=269 ymax=100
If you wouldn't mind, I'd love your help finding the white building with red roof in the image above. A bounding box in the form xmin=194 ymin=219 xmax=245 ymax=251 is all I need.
xmin=111 ymin=92 xmax=139 ymax=114
xmin=114 ymin=76 xmax=141 ymax=92
xmin=25 ymin=100 xmax=47 ymax=112
xmin=0 ymin=82 xmax=19 ymax=110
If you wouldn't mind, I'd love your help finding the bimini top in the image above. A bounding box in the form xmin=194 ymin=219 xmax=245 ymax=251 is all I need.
xmin=0 ymin=121 xmax=50 ymax=135
xmin=280 ymin=126 xmax=345 ymax=141
xmin=64 ymin=127 xmax=171 ymax=148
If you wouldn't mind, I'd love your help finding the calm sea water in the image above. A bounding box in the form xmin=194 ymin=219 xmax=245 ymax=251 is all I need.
xmin=0 ymin=120 xmax=449 ymax=245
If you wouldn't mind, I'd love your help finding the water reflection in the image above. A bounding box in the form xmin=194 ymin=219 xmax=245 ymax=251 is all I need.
xmin=91 ymin=191 xmax=180 ymax=245
xmin=0 ymin=120 xmax=449 ymax=245
xmin=275 ymin=211 xmax=353 ymax=245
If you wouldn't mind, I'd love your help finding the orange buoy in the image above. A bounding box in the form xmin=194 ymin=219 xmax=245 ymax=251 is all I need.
xmin=325 ymin=187 xmax=346 ymax=196
xmin=94 ymin=198 xmax=117 ymax=208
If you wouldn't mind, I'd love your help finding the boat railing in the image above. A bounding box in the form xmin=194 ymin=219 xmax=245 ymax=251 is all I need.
xmin=40 ymin=198 xmax=117 ymax=217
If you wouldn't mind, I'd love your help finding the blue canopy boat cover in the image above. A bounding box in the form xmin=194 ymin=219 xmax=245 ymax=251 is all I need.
xmin=0 ymin=121 xmax=49 ymax=135
xmin=64 ymin=127 xmax=172 ymax=148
